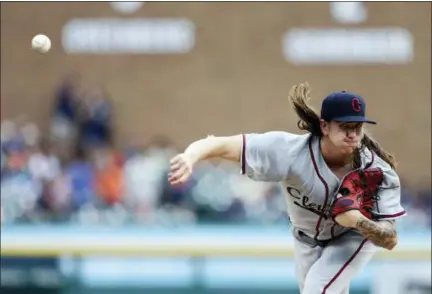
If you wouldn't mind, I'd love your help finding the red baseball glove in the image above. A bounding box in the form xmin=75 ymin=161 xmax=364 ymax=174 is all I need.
xmin=329 ymin=168 xmax=384 ymax=220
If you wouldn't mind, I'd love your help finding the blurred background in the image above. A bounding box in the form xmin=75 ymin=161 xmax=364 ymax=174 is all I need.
xmin=0 ymin=2 xmax=431 ymax=294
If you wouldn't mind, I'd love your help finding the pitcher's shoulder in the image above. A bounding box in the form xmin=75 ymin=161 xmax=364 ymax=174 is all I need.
xmin=365 ymin=152 xmax=394 ymax=172
xmin=263 ymin=131 xmax=310 ymax=153
xmin=262 ymin=131 xmax=310 ymax=144
xmin=362 ymin=148 xmax=395 ymax=172
xmin=241 ymin=131 xmax=310 ymax=182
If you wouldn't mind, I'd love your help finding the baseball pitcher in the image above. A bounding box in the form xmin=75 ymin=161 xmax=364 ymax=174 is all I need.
xmin=168 ymin=82 xmax=405 ymax=294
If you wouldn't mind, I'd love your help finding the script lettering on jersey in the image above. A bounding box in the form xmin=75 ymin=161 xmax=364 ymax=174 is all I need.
xmin=286 ymin=186 xmax=329 ymax=219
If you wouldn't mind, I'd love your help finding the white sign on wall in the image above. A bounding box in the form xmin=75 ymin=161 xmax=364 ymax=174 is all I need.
xmin=283 ymin=2 xmax=414 ymax=65
xmin=283 ymin=27 xmax=414 ymax=65
xmin=62 ymin=18 xmax=195 ymax=54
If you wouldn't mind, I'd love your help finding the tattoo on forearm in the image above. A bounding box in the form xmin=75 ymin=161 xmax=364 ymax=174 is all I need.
xmin=355 ymin=217 xmax=397 ymax=250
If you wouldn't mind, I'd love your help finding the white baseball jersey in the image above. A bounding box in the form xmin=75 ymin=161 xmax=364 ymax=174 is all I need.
xmin=240 ymin=131 xmax=406 ymax=241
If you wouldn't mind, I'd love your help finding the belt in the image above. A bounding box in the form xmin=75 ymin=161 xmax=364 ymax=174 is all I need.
xmin=294 ymin=229 xmax=332 ymax=248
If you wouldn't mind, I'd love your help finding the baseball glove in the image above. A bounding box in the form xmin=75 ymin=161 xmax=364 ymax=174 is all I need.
xmin=329 ymin=168 xmax=384 ymax=220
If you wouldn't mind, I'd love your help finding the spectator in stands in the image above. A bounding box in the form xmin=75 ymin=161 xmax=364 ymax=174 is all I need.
xmin=39 ymin=167 xmax=73 ymax=221
xmin=78 ymin=85 xmax=113 ymax=150
xmin=123 ymin=142 xmax=167 ymax=222
xmin=93 ymin=147 xmax=124 ymax=206
xmin=0 ymin=150 xmax=40 ymax=223
xmin=27 ymin=138 xmax=61 ymax=183
xmin=1 ymin=120 xmax=27 ymax=156
xmin=122 ymin=135 xmax=195 ymax=223
xmin=65 ymin=148 xmax=96 ymax=211
xmin=50 ymin=72 xmax=81 ymax=142
xmin=20 ymin=122 xmax=40 ymax=148
xmin=1 ymin=145 xmax=28 ymax=181
xmin=1 ymin=120 xmax=32 ymax=183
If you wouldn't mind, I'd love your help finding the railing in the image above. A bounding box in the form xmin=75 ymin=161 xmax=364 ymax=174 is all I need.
xmin=1 ymin=225 xmax=430 ymax=293
xmin=1 ymin=225 xmax=430 ymax=259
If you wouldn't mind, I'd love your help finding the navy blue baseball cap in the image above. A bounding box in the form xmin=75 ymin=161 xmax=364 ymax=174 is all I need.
xmin=320 ymin=91 xmax=376 ymax=124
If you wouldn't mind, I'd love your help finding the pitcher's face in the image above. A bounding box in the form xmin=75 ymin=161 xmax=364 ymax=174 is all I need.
xmin=321 ymin=121 xmax=364 ymax=155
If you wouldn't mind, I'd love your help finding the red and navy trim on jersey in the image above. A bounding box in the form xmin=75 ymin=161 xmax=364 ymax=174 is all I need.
xmin=308 ymin=136 xmax=330 ymax=241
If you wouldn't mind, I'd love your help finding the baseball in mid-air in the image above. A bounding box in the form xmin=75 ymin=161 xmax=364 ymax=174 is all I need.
xmin=31 ymin=34 xmax=51 ymax=53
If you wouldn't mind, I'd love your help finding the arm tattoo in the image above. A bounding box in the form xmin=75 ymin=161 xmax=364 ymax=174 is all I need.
xmin=355 ymin=217 xmax=398 ymax=250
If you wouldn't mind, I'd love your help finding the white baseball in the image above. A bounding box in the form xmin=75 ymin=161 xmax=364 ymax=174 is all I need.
xmin=31 ymin=34 xmax=51 ymax=53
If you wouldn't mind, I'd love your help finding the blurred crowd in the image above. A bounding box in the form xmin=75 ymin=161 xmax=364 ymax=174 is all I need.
xmin=1 ymin=73 xmax=430 ymax=230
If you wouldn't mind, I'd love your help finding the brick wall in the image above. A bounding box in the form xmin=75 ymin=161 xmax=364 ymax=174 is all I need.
xmin=1 ymin=2 xmax=430 ymax=186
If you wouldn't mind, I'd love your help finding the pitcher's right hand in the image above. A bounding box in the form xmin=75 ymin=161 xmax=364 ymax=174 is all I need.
xmin=168 ymin=153 xmax=194 ymax=185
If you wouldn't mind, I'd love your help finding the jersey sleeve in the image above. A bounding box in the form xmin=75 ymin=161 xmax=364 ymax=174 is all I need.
xmin=373 ymin=166 xmax=407 ymax=221
xmin=240 ymin=131 xmax=299 ymax=182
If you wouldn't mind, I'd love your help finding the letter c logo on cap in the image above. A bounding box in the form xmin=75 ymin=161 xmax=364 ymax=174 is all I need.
xmin=352 ymin=98 xmax=361 ymax=112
